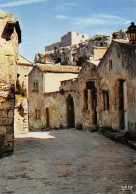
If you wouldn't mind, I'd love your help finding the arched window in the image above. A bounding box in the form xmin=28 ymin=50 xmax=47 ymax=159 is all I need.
xmin=103 ymin=90 xmax=109 ymax=110
xmin=84 ymin=89 xmax=88 ymax=110
xmin=36 ymin=81 xmax=39 ymax=91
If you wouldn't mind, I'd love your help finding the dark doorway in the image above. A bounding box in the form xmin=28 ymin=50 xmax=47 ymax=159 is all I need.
xmin=115 ymin=80 xmax=125 ymax=129
xmin=66 ymin=95 xmax=75 ymax=128
xmin=46 ymin=108 xmax=50 ymax=127
xmin=91 ymin=88 xmax=97 ymax=125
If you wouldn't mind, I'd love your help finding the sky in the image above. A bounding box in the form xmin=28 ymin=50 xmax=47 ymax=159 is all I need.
xmin=0 ymin=0 xmax=136 ymax=62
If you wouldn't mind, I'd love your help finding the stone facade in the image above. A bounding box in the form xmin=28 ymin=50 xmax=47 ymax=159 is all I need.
xmin=97 ymin=40 xmax=136 ymax=138
xmin=14 ymin=55 xmax=33 ymax=135
xmin=28 ymin=64 xmax=80 ymax=131
xmin=61 ymin=31 xmax=89 ymax=47
xmin=76 ymin=40 xmax=136 ymax=139
xmin=44 ymin=78 xmax=80 ymax=129
xmin=0 ymin=11 xmax=21 ymax=157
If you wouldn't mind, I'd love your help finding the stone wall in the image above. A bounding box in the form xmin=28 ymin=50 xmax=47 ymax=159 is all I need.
xmin=77 ymin=40 xmax=136 ymax=138
xmin=44 ymin=78 xmax=80 ymax=129
xmin=14 ymin=60 xmax=33 ymax=135
xmin=45 ymin=42 xmax=61 ymax=52
xmin=0 ymin=11 xmax=21 ymax=157
xmin=97 ymin=41 xmax=136 ymax=139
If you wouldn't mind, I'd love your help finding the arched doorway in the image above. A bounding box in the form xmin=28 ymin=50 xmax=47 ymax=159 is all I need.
xmin=91 ymin=88 xmax=97 ymax=125
xmin=66 ymin=95 xmax=75 ymax=128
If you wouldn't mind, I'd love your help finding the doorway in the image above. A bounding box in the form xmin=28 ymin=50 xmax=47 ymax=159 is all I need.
xmin=46 ymin=108 xmax=50 ymax=127
xmin=66 ymin=95 xmax=75 ymax=128
xmin=91 ymin=88 xmax=97 ymax=125
xmin=115 ymin=80 xmax=125 ymax=129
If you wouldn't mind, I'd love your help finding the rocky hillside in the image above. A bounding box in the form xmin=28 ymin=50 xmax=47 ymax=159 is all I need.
xmin=34 ymin=29 xmax=127 ymax=65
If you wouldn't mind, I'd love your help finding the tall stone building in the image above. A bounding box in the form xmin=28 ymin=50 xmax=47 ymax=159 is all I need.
xmin=0 ymin=11 xmax=21 ymax=157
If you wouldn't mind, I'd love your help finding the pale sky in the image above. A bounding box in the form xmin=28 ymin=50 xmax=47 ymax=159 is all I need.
xmin=0 ymin=0 xmax=136 ymax=62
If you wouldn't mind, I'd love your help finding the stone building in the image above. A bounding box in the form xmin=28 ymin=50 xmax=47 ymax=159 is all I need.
xmin=0 ymin=11 xmax=21 ymax=157
xmin=76 ymin=39 xmax=136 ymax=139
xmin=36 ymin=39 xmax=136 ymax=140
xmin=14 ymin=55 xmax=33 ymax=135
xmin=28 ymin=64 xmax=80 ymax=131
xmin=45 ymin=31 xmax=89 ymax=52
xmin=97 ymin=40 xmax=136 ymax=138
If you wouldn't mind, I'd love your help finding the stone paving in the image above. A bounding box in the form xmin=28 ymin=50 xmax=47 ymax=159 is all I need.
xmin=0 ymin=129 xmax=136 ymax=194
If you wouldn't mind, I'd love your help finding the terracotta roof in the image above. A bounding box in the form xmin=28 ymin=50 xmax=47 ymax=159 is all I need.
xmin=18 ymin=55 xmax=33 ymax=66
xmin=35 ymin=63 xmax=81 ymax=73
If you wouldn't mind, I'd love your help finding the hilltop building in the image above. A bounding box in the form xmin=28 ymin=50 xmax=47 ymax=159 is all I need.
xmin=45 ymin=31 xmax=89 ymax=52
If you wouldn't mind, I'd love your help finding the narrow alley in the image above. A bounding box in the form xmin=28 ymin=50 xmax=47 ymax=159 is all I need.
xmin=0 ymin=129 xmax=136 ymax=194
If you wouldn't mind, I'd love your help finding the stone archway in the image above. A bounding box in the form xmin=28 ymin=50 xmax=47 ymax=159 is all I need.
xmin=66 ymin=95 xmax=75 ymax=128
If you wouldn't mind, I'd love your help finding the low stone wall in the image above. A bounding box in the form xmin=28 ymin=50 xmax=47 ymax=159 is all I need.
xmin=14 ymin=96 xmax=29 ymax=135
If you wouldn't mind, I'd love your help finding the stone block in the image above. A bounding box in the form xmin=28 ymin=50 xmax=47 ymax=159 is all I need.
xmin=6 ymin=126 xmax=13 ymax=134
xmin=6 ymin=134 xmax=14 ymax=142
xmin=7 ymin=110 xmax=14 ymax=118
xmin=0 ymin=118 xmax=13 ymax=126
xmin=0 ymin=126 xmax=6 ymax=134
xmin=0 ymin=110 xmax=7 ymax=118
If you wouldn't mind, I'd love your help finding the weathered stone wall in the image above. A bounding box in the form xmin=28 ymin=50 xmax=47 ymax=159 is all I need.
xmin=14 ymin=96 xmax=28 ymax=135
xmin=77 ymin=62 xmax=98 ymax=131
xmin=45 ymin=42 xmax=61 ymax=52
xmin=97 ymin=41 xmax=136 ymax=139
xmin=76 ymin=40 xmax=136 ymax=138
xmin=28 ymin=67 xmax=45 ymax=131
xmin=0 ymin=11 xmax=21 ymax=157
xmin=14 ymin=61 xmax=33 ymax=135
xmin=44 ymin=78 xmax=80 ymax=129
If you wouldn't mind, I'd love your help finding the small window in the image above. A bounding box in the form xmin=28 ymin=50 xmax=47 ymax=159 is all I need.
xmin=103 ymin=91 xmax=109 ymax=110
xmin=82 ymin=35 xmax=84 ymax=38
xmin=35 ymin=108 xmax=40 ymax=119
xmin=109 ymin=60 xmax=112 ymax=70
xmin=33 ymin=81 xmax=39 ymax=91
xmin=84 ymin=89 xmax=88 ymax=110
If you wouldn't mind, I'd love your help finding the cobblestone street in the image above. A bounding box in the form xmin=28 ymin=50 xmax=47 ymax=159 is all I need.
xmin=0 ymin=129 xmax=136 ymax=194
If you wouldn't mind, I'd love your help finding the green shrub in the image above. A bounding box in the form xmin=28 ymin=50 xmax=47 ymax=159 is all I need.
xmin=16 ymin=79 xmax=27 ymax=97
xmin=76 ymin=55 xmax=89 ymax=66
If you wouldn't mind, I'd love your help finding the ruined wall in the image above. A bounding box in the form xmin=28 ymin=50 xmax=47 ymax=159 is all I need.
xmin=0 ymin=11 xmax=20 ymax=157
xmin=14 ymin=62 xmax=33 ymax=135
xmin=28 ymin=67 xmax=45 ymax=131
xmin=45 ymin=42 xmax=61 ymax=52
